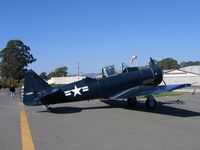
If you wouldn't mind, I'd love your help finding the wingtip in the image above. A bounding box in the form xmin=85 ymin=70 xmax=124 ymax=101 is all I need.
xmin=185 ymin=83 xmax=192 ymax=87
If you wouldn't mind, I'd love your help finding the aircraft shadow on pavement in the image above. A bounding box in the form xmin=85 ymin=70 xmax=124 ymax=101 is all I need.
xmin=38 ymin=104 xmax=113 ymax=114
xmin=102 ymin=100 xmax=200 ymax=117
xmin=38 ymin=107 xmax=83 ymax=114
xmin=44 ymin=99 xmax=200 ymax=117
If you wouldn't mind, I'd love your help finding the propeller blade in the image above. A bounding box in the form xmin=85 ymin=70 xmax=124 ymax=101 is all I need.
xmin=162 ymin=79 xmax=167 ymax=85
xmin=150 ymin=57 xmax=155 ymax=65
xmin=192 ymin=88 xmax=196 ymax=95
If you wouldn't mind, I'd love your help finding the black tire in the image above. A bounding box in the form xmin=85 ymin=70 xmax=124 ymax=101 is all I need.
xmin=127 ymin=97 xmax=138 ymax=106
xmin=145 ymin=98 xmax=157 ymax=109
xmin=47 ymin=107 xmax=53 ymax=112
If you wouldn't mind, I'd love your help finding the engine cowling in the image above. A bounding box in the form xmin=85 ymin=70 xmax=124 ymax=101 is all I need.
xmin=139 ymin=64 xmax=163 ymax=86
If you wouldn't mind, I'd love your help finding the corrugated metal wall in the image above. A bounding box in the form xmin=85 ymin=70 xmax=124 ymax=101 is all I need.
xmin=163 ymin=76 xmax=200 ymax=86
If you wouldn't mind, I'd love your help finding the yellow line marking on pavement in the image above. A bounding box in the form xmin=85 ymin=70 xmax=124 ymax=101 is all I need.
xmin=20 ymin=106 xmax=35 ymax=150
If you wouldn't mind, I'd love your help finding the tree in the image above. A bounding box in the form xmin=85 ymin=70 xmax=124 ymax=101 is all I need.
xmin=157 ymin=58 xmax=179 ymax=70
xmin=39 ymin=72 xmax=48 ymax=80
xmin=0 ymin=80 xmax=2 ymax=89
xmin=0 ymin=40 xmax=36 ymax=86
xmin=180 ymin=61 xmax=200 ymax=68
xmin=48 ymin=66 xmax=68 ymax=78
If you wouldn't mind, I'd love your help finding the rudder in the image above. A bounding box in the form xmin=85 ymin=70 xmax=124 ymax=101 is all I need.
xmin=23 ymin=70 xmax=53 ymax=106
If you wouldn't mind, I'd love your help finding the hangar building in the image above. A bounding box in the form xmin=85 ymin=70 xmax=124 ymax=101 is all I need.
xmin=163 ymin=66 xmax=200 ymax=86
xmin=47 ymin=76 xmax=85 ymax=85
xmin=180 ymin=65 xmax=200 ymax=74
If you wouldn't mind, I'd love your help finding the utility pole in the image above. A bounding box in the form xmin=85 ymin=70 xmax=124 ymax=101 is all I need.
xmin=78 ymin=62 xmax=80 ymax=80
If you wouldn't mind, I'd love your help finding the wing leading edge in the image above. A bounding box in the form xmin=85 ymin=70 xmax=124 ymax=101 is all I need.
xmin=111 ymin=84 xmax=191 ymax=99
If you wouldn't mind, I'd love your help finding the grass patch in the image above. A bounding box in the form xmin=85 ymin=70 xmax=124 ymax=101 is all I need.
xmin=50 ymin=84 xmax=61 ymax=88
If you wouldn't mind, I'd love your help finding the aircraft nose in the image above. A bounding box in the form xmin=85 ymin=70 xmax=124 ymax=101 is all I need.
xmin=151 ymin=65 xmax=163 ymax=85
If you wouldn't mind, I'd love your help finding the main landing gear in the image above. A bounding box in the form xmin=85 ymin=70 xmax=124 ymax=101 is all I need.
xmin=127 ymin=97 xmax=138 ymax=106
xmin=43 ymin=105 xmax=53 ymax=112
xmin=127 ymin=95 xmax=157 ymax=109
xmin=145 ymin=95 xmax=157 ymax=109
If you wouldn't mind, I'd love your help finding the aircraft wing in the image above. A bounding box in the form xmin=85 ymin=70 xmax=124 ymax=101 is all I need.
xmin=110 ymin=84 xmax=191 ymax=99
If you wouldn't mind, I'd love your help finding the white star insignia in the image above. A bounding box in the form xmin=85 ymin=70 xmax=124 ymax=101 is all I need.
xmin=71 ymin=85 xmax=82 ymax=97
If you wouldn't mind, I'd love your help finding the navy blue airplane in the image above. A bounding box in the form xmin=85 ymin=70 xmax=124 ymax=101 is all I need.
xmin=23 ymin=58 xmax=191 ymax=112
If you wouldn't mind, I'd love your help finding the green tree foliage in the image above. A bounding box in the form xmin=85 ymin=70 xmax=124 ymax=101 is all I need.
xmin=180 ymin=61 xmax=200 ymax=68
xmin=39 ymin=72 xmax=48 ymax=80
xmin=157 ymin=58 xmax=179 ymax=70
xmin=48 ymin=66 xmax=68 ymax=78
xmin=0 ymin=80 xmax=2 ymax=89
xmin=0 ymin=40 xmax=36 ymax=86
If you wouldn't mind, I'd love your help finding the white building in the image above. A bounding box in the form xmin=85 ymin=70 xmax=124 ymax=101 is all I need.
xmin=47 ymin=76 xmax=85 ymax=85
xmin=180 ymin=65 xmax=200 ymax=75
xmin=163 ymin=69 xmax=200 ymax=86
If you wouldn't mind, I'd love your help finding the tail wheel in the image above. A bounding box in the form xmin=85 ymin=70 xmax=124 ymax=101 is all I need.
xmin=47 ymin=107 xmax=53 ymax=112
xmin=127 ymin=97 xmax=138 ymax=106
xmin=43 ymin=105 xmax=53 ymax=112
xmin=145 ymin=95 xmax=157 ymax=109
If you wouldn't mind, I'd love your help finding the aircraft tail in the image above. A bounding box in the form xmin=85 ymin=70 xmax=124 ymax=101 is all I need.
xmin=23 ymin=70 xmax=54 ymax=106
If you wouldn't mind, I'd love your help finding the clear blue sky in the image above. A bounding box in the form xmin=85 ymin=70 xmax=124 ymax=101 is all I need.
xmin=1 ymin=0 xmax=200 ymax=74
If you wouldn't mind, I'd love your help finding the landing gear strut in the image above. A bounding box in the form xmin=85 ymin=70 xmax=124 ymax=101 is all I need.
xmin=145 ymin=95 xmax=157 ymax=109
xmin=43 ymin=105 xmax=53 ymax=112
xmin=127 ymin=97 xmax=138 ymax=106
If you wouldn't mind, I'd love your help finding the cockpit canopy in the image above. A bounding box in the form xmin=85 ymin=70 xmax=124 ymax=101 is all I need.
xmin=102 ymin=65 xmax=118 ymax=77
xmin=101 ymin=63 xmax=163 ymax=86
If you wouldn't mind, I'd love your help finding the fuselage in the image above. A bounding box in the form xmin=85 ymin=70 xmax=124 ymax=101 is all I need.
xmin=39 ymin=64 xmax=163 ymax=105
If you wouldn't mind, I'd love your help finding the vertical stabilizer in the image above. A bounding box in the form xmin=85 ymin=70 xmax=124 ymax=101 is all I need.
xmin=23 ymin=70 xmax=53 ymax=106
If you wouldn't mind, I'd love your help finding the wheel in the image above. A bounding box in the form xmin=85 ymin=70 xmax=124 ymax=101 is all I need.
xmin=47 ymin=107 xmax=53 ymax=112
xmin=145 ymin=96 xmax=157 ymax=109
xmin=127 ymin=97 xmax=138 ymax=106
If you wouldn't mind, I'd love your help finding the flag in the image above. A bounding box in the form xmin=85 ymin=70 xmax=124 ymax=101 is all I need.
xmin=130 ymin=55 xmax=137 ymax=63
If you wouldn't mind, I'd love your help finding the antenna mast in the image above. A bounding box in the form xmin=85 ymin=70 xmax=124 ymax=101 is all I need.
xmin=78 ymin=62 xmax=80 ymax=80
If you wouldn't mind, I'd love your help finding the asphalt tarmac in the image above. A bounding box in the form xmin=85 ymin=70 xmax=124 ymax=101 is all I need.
xmin=1 ymin=90 xmax=200 ymax=150
xmin=0 ymin=90 xmax=21 ymax=150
